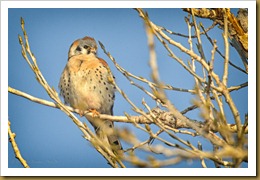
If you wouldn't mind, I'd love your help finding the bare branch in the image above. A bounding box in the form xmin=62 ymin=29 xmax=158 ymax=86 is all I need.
xmin=183 ymin=8 xmax=248 ymax=72
xmin=8 ymin=120 xmax=30 ymax=168
xmin=222 ymin=8 xmax=230 ymax=86
xmin=200 ymin=23 xmax=247 ymax=74
xmin=9 ymin=86 xmax=247 ymax=135
xmin=161 ymin=21 xmax=217 ymax=38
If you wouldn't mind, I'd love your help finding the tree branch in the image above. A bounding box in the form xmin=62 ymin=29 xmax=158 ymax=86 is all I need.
xmin=8 ymin=120 xmax=30 ymax=168
xmin=8 ymin=86 xmax=247 ymax=134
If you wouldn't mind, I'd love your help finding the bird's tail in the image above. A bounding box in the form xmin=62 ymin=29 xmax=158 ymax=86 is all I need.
xmin=87 ymin=116 xmax=123 ymax=155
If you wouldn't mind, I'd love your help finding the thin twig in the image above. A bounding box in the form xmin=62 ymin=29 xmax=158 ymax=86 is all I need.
xmin=98 ymin=41 xmax=194 ymax=93
xmin=160 ymin=21 xmax=217 ymax=38
xmin=8 ymin=121 xmax=30 ymax=168
xmin=198 ymin=141 xmax=207 ymax=168
xmin=222 ymin=8 xmax=230 ymax=86
xmin=200 ymin=24 xmax=247 ymax=74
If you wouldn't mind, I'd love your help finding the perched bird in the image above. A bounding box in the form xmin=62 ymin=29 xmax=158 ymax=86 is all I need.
xmin=59 ymin=36 xmax=122 ymax=154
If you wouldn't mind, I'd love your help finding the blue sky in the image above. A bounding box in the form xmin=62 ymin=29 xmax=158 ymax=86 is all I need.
xmin=7 ymin=8 xmax=248 ymax=169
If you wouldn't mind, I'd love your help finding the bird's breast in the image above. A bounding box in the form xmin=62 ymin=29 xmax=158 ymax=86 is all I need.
xmin=59 ymin=58 xmax=115 ymax=114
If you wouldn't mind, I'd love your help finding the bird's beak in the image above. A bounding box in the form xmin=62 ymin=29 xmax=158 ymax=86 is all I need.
xmin=90 ymin=47 xmax=97 ymax=54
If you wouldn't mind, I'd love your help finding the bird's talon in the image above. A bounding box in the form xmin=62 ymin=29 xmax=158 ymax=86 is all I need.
xmin=79 ymin=110 xmax=85 ymax=117
xmin=88 ymin=109 xmax=100 ymax=117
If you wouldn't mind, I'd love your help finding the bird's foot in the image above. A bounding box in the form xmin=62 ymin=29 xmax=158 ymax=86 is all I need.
xmin=77 ymin=109 xmax=85 ymax=117
xmin=87 ymin=109 xmax=100 ymax=117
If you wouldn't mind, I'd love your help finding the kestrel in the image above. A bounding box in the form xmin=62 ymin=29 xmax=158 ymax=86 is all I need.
xmin=59 ymin=36 xmax=122 ymax=154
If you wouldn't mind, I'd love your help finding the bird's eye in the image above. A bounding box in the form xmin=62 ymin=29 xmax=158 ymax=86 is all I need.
xmin=83 ymin=45 xmax=89 ymax=49
xmin=76 ymin=46 xmax=81 ymax=51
